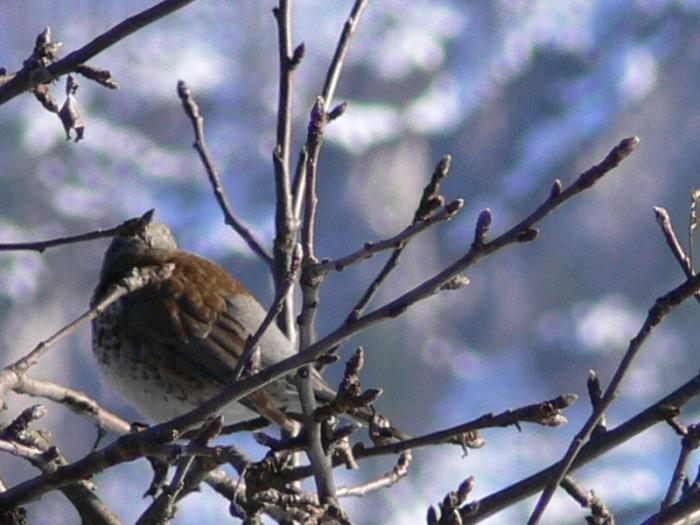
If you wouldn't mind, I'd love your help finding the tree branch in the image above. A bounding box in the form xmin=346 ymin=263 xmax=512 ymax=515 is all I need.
xmin=177 ymin=80 xmax=273 ymax=265
xmin=0 ymin=0 xmax=195 ymax=106
xmin=526 ymin=267 xmax=700 ymax=524
xmin=271 ymin=0 xmax=302 ymax=339
xmin=0 ymin=263 xmax=174 ymax=399
xmin=464 ymin=372 xmax=700 ymax=523
xmin=0 ymin=210 xmax=154 ymax=253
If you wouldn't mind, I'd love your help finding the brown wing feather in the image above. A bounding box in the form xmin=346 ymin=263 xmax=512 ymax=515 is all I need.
xmin=112 ymin=250 xmax=334 ymax=423
xmin=121 ymin=252 xmax=252 ymax=381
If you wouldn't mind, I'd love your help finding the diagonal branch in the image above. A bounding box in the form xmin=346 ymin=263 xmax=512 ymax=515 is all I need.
xmin=654 ymin=206 xmax=700 ymax=305
xmin=177 ymin=80 xmax=273 ymax=265
xmin=311 ymin=199 xmax=463 ymax=276
xmin=355 ymin=394 xmax=576 ymax=459
xmin=320 ymin=0 xmax=369 ymax=107
xmin=0 ymin=0 xmax=195 ymax=106
xmin=345 ymin=155 xmax=453 ymax=323
xmin=526 ymin=263 xmax=700 ymax=524
xmin=0 ymin=263 xmax=174 ymax=399
xmin=336 ymin=451 xmax=412 ymax=498
xmin=464 ymin=372 xmax=700 ymax=523
xmin=14 ymin=376 xmax=131 ymax=436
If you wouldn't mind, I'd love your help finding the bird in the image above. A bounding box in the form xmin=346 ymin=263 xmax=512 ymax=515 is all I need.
xmin=90 ymin=216 xmax=336 ymax=429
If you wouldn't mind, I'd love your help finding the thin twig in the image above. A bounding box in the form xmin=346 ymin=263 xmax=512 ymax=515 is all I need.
xmin=355 ymin=394 xmax=575 ymax=459
xmin=13 ymin=375 xmax=131 ymax=435
xmin=463 ymin=373 xmax=700 ymax=523
xmin=0 ymin=439 xmax=43 ymax=462
xmin=320 ymin=0 xmax=369 ymax=107
xmin=336 ymin=451 xmax=412 ymax=497
xmin=283 ymin=391 xmax=577 ymax=484
xmin=560 ymin=476 xmax=615 ymax=524
xmin=0 ymin=408 xmax=123 ymax=525
xmin=0 ymin=263 xmax=174 ymax=398
xmin=311 ymin=200 xmax=463 ymax=276
xmin=345 ymin=155 xmax=453 ymax=325
xmin=655 ymin=207 xmax=694 ymax=276
xmin=689 ymin=188 xmax=700 ymax=271
xmin=654 ymin=206 xmax=700 ymax=305
xmin=231 ymin=244 xmax=302 ymax=381
xmin=0 ymin=210 xmax=154 ymax=253
xmin=136 ymin=417 xmax=224 ymax=525
xmin=177 ymin=80 xmax=273 ymax=265
xmin=299 ymin=0 xmax=369 ymax=264
xmin=291 ymin=147 xmax=309 ymax=221
xmin=527 ymin=256 xmax=700 ymax=524
xmin=427 ymin=476 xmax=476 ymax=523
xmin=0 ymin=0 xmax=195 ymax=106
xmin=661 ymin=423 xmax=700 ymax=510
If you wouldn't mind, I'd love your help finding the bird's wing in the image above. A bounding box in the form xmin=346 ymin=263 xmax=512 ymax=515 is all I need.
xmin=122 ymin=252 xmax=337 ymax=415
xmin=121 ymin=253 xmax=252 ymax=382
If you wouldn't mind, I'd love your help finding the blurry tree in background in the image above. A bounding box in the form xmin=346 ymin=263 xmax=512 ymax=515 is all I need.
xmin=4 ymin=1 xmax=700 ymax=524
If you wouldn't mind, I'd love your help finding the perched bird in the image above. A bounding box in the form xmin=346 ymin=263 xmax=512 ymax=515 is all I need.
xmin=91 ymin=218 xmax=335 ymax=427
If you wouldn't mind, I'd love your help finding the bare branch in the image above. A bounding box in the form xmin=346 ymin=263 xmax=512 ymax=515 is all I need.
xmin=641 ymin=487 xmax=700 ymax=525
xmin=356 ymin=394 xmax=576 ymax=459
xmin=136 ymin=417 xmax=224 ymax=525
xmin=336 ymin=451 xmax=412 ymax=498
xmin=312 ymin=200 xmax=463 ymax=276
xmin=654 ymin=206 xmax=700 ymax=305
xmin=427 ymin=476 xmax=477 ymax=524
xmin=561 ymin=476 xmax=615 ymax=525
xmin=296 ymin=368 xmax=338 ymax=505
xmin=13 ymin=376 xmax=131 ymax=436
xmin=464 ymin=373 xmax=700 ymax=523
xmin=0 ymin=210 xmax=154 ymax=253
xmin=0 ymin=140 xmax=639 ymax=512
xmin=527 ymin=269 xmax=700 ymax=524
xmin=290 ymin=4 xmax=375 ymax=496
xmin=271 ymin=0 xmax=301 ymax=339
xmin=0 ymin=407 xmax=123 ymax=525
xmin=0 ymin=263 xmax=174 ymax=399
xmin=177 ymin=80 xmax=273 ymax=265
xmin=345 ymin=155 xmax=454 ymax=325
xmin=232 ymin=244 xmax=302 ymax=381
xmin=0 ymin=0 xmax=194 ymax=106
xmin=661 ymin=423 xmax=700 ymax=510
xmin=320 ymin=0 xmax=369 ymax=107
xmin=299 ymin=0 xmax=369 ymax=264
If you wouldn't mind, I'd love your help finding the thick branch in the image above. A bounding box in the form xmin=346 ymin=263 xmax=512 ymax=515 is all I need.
xmin=271 ymin=0 xmax=300 ymax=339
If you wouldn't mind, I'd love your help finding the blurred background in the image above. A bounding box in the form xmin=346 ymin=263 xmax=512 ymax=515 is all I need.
xmin=2 ymin=1 xmax=700 ymax=523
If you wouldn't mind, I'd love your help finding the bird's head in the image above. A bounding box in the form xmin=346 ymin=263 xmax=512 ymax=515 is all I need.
xmin=99 ymin=212 xmax=178 ymax=284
